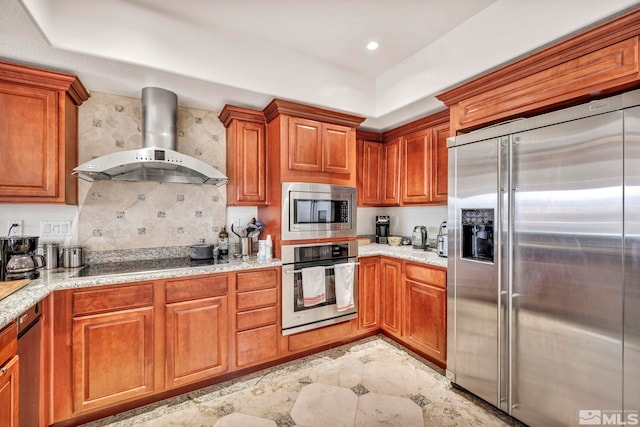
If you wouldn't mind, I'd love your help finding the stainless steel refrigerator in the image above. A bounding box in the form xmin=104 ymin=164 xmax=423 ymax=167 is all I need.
xmin=447 ymin=89 xmax=640 ymax=426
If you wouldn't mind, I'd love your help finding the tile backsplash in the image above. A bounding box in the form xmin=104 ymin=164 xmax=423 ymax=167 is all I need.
xmin=76 ymin=91 xmax=228 ymax=250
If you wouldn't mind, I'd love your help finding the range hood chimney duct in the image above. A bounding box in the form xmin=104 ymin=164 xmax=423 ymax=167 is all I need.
xmin=73 ymin=87 xmax=228 ymax=186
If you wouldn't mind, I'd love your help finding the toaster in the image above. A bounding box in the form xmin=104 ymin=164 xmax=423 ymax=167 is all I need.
xmin=437 ymin=221 xmax=448 ymax=257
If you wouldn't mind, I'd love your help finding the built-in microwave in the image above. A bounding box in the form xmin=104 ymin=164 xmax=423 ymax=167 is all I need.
xmin=282 ymin=182 xmax=356 ymax=240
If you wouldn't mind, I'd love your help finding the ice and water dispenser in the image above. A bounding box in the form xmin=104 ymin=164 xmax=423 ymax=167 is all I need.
xmin=461 ymin=209 xmax=494 ymax=262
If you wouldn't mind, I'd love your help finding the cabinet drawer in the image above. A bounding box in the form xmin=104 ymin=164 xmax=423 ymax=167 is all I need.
xmin=165 ymin=274 xmax=228 ymax=303
xmin=0 ymin=322 xmax=16 ymax=367
xmin=236 ymin=269 xmax=278 ymax=292
xmin=236 ymin=324 xmax=278 ymax=367
xmin=288 ymin=321 xmax=353 ymax=352
xmin=73 ymin=283 xmax=154 ymax=315
xmin=404 ymin=263 xmax=446 ymax=288
xmin=236 ymin=306 xmax=277 ymax=331
xmin=237 ymin=288 xmax=277 ymax=311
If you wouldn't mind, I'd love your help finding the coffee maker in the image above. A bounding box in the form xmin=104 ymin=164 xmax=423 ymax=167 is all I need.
xmin=1 ymin=236 xmax=45 ymax=281
xmin=375 ymin=215 xmax=390 ymax=244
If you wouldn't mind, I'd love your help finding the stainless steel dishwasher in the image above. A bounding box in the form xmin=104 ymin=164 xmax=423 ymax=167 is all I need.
xmin=17 ymin=302 xmax=42 ymax=427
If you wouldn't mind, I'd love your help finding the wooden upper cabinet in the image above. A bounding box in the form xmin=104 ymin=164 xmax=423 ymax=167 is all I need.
xmin=0 ymin=61 xmax=89 ymax=204
xmin=437 ymin=10 xmax=640 ymax=132
xmin=381 ymin=138 xmax=402 ymax=206
xmin=288 ymin=118 xmax=352 ymax=175
xmin=431 ymin=123 xmax=450 ymax=203
xmin=401 ymin=130 xmax=431 ymax=204
xmin=288 ymin=117 xmax=323 ymax=172
xmin=263 ymin=99 xmax=365 ymax=186
xmin=323 ymin=123 xmax=351 ymax=174
xmin=219 ymin=105 xmax=267 ymax=206
xmin=357 ymin=110 xmax=449 ymax=207
xmin=358 ymin=140 xmax=383 ymax=206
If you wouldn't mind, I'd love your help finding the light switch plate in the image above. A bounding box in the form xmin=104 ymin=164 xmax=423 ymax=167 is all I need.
xmin=40 ymin=221 xmax=72 ymax=237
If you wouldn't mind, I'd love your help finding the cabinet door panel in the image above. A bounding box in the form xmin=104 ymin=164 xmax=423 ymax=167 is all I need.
xmin=166 ymin=296 xmax=228 ymax=388
xmin=358 ymin=257 xmax=380 ymax=331
xmin=404 ymin=280 xmax=446 ymax=364
xmin=432 ymin=123 xmax=449 ymax=203
xmin=0 ymin=355 xmax=19 ymax=427
xmin=382 ymin=139 xmax=401 ymax=205
xmin=288 ymin=117 xmax=322 ymax=172
xmin=402 ymin=130 xmax=431 ymax=204
xmin=72 ymin=307 xmax=154 ymax=412
xmin=380 ymin=258 xmax=402 ymax=335
xmin=361 ymin=141 xmax=383 ymax=205
xmin=236 ymin=120 xmax=266 ymax=203
xmin=236 ymin=324 xmax=278 ymax=367
xmin=323 ymin=123 xmax=351 ymax=174
xmin=0 ymin=83 xmax=58 ymax=199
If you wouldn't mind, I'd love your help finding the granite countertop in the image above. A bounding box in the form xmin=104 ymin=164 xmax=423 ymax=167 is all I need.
xmin=0 ymin=256 xmax=282 ymax=330
xmin=358 ymin=243 xmax=448 ymax=268
xmin=0 ymin=244 xmax=448 ymax=330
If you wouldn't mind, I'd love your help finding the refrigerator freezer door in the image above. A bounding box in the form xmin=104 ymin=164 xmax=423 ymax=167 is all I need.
xmin=449 ymin=138 xmax=501 ymax=407
xmin=510 ymin=111 xmax=624 ymax=426
xmin=624 ymin=106 xmax=640 ymax=413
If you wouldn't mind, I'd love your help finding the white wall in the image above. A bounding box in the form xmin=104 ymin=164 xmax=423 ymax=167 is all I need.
xmin=357 ymin=205 xmax=447 ymax=240
xmin=0 ymin=205 xmax=78 ymax=243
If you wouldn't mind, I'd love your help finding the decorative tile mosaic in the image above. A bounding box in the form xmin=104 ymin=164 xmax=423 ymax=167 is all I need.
xmin=77 ymin=92 xmax=227 ymax=251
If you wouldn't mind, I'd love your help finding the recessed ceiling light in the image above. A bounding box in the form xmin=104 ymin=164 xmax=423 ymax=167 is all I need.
xmin=366 ymin=41 xmax=379 ymax=51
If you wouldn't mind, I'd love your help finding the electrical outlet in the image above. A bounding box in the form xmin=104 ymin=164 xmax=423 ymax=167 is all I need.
xmin=7 ymin=220 xmax=23 ymax=236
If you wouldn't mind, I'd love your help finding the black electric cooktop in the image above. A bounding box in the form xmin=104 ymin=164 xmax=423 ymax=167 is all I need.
xmin=72 ymin=256 xmax=229 ymax=278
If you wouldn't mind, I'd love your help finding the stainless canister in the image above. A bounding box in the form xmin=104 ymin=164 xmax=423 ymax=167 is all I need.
xmin=43 ymin=243 xmax=59 ymax=269
xmin=62 ymin=245 xmax=84 ymax=268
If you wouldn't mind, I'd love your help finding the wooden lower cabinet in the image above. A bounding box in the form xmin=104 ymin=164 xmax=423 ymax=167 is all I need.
xmin=165 ymin=296 xmax=228 ymax=388
xmin=165 ymin=274 xmax=229 ymax=388
xmin=72 ymin=307 xmax=155 ymax=413
xmin=358 ymin=256 xmax=380 ymax=331
xmin=363 ymin=256 xmax=447 ymax=367
xmin=234 ymin=269 xmax=280 ymax=369
xmin=0 ymin=322 xmax=18 ymax=427
xmin=380 ymin=257 xmax=402 ymax=337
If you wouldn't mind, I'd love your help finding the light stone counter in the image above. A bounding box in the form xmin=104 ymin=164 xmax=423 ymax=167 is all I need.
xmin=0 ymin=256 xmax=282 ymax=330
xmin=358 ymin=243 xmax=448 ymax=268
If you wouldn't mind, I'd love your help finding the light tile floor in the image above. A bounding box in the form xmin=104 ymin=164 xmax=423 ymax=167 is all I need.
xmin=83 ymin=335 xmax=523 ymax=427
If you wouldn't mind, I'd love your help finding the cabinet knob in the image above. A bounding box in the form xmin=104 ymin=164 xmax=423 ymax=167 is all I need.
xmin=0 ymin=366 xmax=7 ymax=374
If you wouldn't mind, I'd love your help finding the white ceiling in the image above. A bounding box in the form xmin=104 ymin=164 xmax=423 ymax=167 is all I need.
xmin=2 ymin=0 xmax=639 ymax=130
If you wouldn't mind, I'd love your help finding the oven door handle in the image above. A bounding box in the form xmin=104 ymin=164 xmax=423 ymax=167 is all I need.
xmin=284 ymin=262 xmax=360 ymax=274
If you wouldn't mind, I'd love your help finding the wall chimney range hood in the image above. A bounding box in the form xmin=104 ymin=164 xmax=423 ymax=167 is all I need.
xmin=73 ymin=87 xmax=228 ymax=186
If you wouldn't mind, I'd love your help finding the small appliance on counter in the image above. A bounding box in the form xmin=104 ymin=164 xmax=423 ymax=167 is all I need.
xmin=38 ymin=242 xmax=60 ymax=269
xmin=437 ymin=221 xmax=447 ymax=257
xmin=412 ymin=226 xmax=428 ymax=250
xmin=375 ymin=215 xmax=390 ymax=244
xmin=0 ymin=236 xmax=46 ymax=281
xmin=189 ymin=243 xmax=215 ymax=260
xmin=62 ymin=245 xmax=85 ymax=268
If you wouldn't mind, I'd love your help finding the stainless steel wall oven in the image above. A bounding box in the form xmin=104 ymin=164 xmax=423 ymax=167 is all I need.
xmin=281 ymin=241 xmax=358 ymax=335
